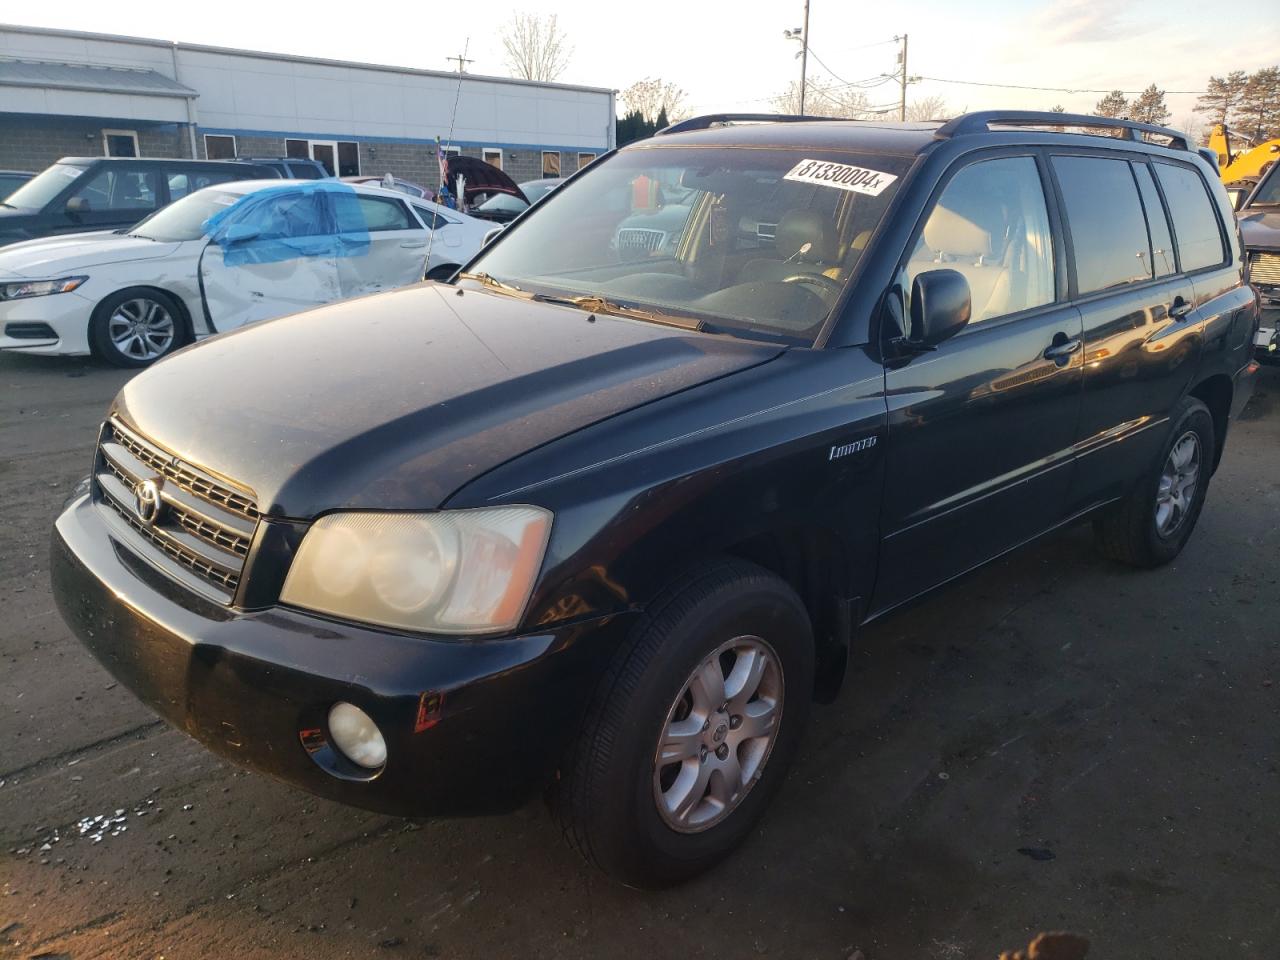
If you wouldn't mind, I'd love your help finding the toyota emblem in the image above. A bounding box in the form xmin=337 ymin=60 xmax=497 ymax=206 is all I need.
xmin=134 ymin=478 xmax=163 ymax=525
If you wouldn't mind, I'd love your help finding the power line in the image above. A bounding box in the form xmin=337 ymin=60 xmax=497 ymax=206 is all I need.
xmin=917 ymin=74 xmax=1207 ymax=96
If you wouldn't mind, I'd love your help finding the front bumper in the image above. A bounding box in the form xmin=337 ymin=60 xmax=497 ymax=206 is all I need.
xmin=52 ymin=493 xmax=633 ymax=817
xmin=0 ymin=289 xmax=95 ymax=356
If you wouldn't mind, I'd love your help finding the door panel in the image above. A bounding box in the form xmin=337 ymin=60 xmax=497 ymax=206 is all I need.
xmin=875 ymin=303 xmax=1084 ymax=611
xmin=199 ymin=241 xmax=340 ymax=330
xmin=336 ymin=196 xmax=429 ymax=298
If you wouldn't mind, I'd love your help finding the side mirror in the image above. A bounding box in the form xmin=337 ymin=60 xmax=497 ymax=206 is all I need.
xmin=65 ymin=196 xmax=88 ymax=216
xmin=222 ymin=223 xmax=261 ymax=244
xmin=910 ymin=269 xmax=971 ymax=347
xmin=1229 ymin=188 xmax=1248 ymax=212
xmin=481 ymin=226 xmax=504 ymax=247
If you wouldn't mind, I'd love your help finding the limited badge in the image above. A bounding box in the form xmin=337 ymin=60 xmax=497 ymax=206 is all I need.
xmin=784 ymin=159 xmax=898 ymax=196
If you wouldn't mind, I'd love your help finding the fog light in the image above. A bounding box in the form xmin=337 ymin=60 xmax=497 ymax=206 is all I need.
xmin=327 ymin=702 xmax=387 ymax=769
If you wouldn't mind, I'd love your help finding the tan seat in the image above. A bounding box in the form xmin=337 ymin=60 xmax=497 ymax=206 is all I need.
xmin=911 ymin=205 xmax=1011 ymax=323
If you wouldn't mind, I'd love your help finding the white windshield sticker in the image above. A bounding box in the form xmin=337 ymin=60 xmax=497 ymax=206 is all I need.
xmin=783 ymin=159 xmax=897 ymax=196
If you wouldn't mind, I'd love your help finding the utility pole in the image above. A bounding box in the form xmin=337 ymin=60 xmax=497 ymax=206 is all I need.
xmin=897 ymin=33 xmax=908 ymax=121
xmin=799 ymin=0 xmax=810 ymax=115
xmin=446 ymin=53 xmax=474 ymax=73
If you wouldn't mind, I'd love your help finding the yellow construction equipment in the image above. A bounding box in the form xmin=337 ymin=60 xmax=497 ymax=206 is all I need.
xmin=1208 ymin=123 xmax=1280 ymax=182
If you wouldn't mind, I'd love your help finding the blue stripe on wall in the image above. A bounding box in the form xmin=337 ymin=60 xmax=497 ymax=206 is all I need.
xmin=198 ymin=126 xmax=607 ymax=155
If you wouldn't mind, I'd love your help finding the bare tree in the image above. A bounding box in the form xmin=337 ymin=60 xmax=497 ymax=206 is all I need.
xmin=904 ymin=95 xmax=951 ymax=122
xmin=771 ymin=81 xmax=881 ymax=119
xmin=501 ymin=13 xmax=572 ymax=82
xmin=620 ymin=78 xmax=689 ymax=124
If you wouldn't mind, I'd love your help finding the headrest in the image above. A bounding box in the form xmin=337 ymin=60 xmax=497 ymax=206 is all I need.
xmin=776 ymin=209 xmax=838 ymax=263
xmin=924 ymin=205 xmax=992 ymax=259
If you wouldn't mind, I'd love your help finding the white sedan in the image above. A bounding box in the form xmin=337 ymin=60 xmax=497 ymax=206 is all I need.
xmin=0 ymin=179 xmax=492 ymax=366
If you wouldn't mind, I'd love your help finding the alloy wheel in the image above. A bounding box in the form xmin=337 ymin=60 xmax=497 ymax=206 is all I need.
xmin=653 ymin=635 xmax=784 ymax=834
xmin=1155 ymin=430 xmax=1200 ymax=537
xmin=107 ymin=298 xmax=175 ymax=361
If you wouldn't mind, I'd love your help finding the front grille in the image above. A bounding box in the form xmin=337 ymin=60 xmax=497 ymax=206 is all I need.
xmin=1250 ymin=251 xmax=1280 ymax=288
xmin=93 ymin=419 xmax=258 ymax=601
xmin=617 ymin=228 xmax=666 ymax=255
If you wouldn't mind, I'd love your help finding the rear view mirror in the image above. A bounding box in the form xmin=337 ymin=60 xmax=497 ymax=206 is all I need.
xmin=65 ymin=196 xmax=88 ymax=216
xmin=910 ymin=269 xmax=971 ymax=347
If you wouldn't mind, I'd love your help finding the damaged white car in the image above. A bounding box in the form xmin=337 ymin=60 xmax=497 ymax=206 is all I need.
xmin=0 ymin=179 xmax=491 ymax=366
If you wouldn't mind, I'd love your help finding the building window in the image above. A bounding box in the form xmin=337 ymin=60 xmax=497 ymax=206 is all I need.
xmin=337 ymin=141 xmax=360 ymax=177
xmin=542 ymin=151 xmax=561 ymax=178
xmin=285 ymin=139 xmax=310 ymax=159
xmin=577 ymin=153 xmax=596 ymax=170
xmin=204 ymin=134 xmax=236 ymax=159
xmin=102 ymin=129 xmax=139 ymax=157
xmin=283 ymin=139 xmax=359 ymax=176
xmin=482 ymin=148 xmax=503 ymax=170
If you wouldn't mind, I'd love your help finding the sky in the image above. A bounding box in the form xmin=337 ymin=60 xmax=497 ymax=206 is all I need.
xmin=6 ymin=0 xmax=1280 ymax=137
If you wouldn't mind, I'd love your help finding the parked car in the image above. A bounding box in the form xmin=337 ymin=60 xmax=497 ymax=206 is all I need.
xmin=233 ymin=157 xmax=330 ymax=180
xmin=0 ymin=179 xmax=491 ymax=366
xmin=470 ymin=178 xmax=562 ymax=223
xmin=0 ymin=158 xmax=279 ymax=247
xmin=343 ymin=175 xmax=430 ymax=199
xmin=51 ymin=112 xmax=1258 ymax=888
xmin=0 ymin=169 xmax=34 ymax=200
xmin=1235 ymin=160 xmax=1280 ymax=358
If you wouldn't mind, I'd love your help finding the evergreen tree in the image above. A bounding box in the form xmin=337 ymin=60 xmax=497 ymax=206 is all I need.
xmin=655 ymin=107 xmax=669 ymax=132
xmin=1130 ymin=84 xmax=1170 ymax=125
xmin=1239 ymin=67 xmax=1280 ymax=140
xmin=1195 ymin=71 xmax=1249 ymax=126
xmin=1095 ymin=90 xmax=1129 ymax=118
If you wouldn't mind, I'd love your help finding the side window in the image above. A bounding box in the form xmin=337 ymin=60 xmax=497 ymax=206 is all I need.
xmin=70 ymin=167 xmax=159 ymax=212
xmin=168 ymin=173 xmax=191 ymax=201
xmin=1131 ymin=163 xmax=1176 ymax=278
xmin=289 ymin=163 xmax=323 ymax=180
xmin=1053 ymin=155 xmax=1152 ymax=294
xmin=413 ymin=206 xmax=450 ymax=230
xmin=259 ymin=194 xmax=330 ymax=239
xmin=1154 ymin=162 xmax=1226 ymax=272
xmin=907 ymin=156 xmax=1055 ymax=324
xmin=356 ymin=196 xmax=413 ymax=231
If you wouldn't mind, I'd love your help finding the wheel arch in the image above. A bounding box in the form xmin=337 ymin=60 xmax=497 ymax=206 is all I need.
xmin=1187 ymin=373 xmax=1232 ymax=472
xmin=90 ymin=284 xmax=195 ymax=348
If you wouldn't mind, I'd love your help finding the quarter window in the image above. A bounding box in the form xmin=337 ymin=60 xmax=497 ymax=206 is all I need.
xmin=1154 ymin=162 xmax=1226 ymax=272
xmin=1053 ymin=155 xmax=1152 ymax=294
xmin=907 ymin=156 xmax=1055 ymax=324
xmin=1131 ymin=163 xmax=1176 ymax=278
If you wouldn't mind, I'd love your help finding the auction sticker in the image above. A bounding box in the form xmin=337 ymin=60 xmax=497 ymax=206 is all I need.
xmin=784 ymin=159 xmax=897 ymax=196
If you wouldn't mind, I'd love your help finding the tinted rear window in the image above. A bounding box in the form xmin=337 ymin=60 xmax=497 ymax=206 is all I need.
xmin=1131 ymin=163 xmax=1176 ymax=279
xmin=1154 ymin=162 xmax=1225 ymax=272
xmin=1053 ymin=155 xmax=1152 ymax=295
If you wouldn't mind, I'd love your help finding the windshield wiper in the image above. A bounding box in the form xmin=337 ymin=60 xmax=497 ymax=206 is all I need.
xmin=532 ymin=293 xmax=705 ymax=331
xmin=455 ymin=271 xmax=530 ymax=298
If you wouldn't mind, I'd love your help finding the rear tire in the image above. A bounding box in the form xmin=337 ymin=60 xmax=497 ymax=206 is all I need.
xmin=90 ymin=288 xmax=186 ymax=368
xmin=558 ymin=560 xmax=814 ymax=888
xmin=1093 ymin=396 xmax=1214 ymax=567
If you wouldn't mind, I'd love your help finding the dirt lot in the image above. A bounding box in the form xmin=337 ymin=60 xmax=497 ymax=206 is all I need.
xmin=1 ymin=351 xmax=1277 ymax=960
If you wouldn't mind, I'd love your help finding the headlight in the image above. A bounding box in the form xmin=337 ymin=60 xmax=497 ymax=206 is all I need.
xmin=0 ymin=276 xmax=88 ymax=300
xmin=280 ymin=506 xmax=552 ymax=635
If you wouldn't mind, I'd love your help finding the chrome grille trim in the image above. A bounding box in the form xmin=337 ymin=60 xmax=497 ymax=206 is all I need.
xmin=617 ymin=228 xmax=666 ymax=254
xmin=1250 ymin=251 xmax=1280 ymax=287
xmin=93 ymin=419 xmax=259 ymax=600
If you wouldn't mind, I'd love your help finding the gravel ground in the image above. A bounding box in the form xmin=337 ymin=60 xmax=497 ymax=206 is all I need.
xmin=2 ymin=351 xmax=1277 ymax=960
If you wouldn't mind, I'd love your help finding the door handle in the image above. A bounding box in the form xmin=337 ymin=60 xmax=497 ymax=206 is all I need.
xmin=1043 ymin=337 xmax=1082 ymax=365
xmin=400 ymin=240 xmax=428 ymax=249
xmin=1169 ymin=296 xmax=1193 ymax=321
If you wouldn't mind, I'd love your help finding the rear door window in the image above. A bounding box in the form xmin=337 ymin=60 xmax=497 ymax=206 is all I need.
xmin=1154 ymin=162 xmax=1226 ymax=272
xmin=70 ymin=166 xmax=160 ymax=213
xmin=289 ymin=163 xmax=323 ymax=180
xmin=1052 ymin=155 xmax=1152 ymax=294
xmin=1131 ymin=163 xmax=1176 ymax=278
xmin=356 ymin=196 xmax=413 ymax=231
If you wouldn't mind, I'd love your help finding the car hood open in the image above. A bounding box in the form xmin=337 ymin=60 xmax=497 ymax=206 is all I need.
xmin=0 ymin=231 xmax=181 ymax=276
xmin=1239 ymin=208 xmax=1280 ymax=251
xmin=112 ymin=283 xmax=784 ymax=517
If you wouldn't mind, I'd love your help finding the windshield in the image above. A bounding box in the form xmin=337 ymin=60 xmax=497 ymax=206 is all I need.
xmin=1251 ymin=166 xmax=1280 ymax=205
xmin=130 ymin=188 xmax=242 ymax=241
xmin=477 ymin=192 xmax=528 ymax=213
xmin=465 ymin=146 xmax=910 ymax=343
xmin=3 ymin=162 xmax=86 ymax=210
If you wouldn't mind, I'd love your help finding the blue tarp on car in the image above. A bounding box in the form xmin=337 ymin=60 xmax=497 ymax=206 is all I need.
xmin=202 ymin=180 xmax=370 ymax=266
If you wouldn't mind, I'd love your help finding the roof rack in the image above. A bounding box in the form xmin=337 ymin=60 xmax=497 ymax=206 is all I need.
xmin=935 ymin=111 xmax=1191 ymax=151
xmin=656 ymin=113 xmax=860 ymax=136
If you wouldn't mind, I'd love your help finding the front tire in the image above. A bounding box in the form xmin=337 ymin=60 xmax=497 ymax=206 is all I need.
xmin=558 ymin=560 xmax=814 ymax=887
xmin=1093 ymin=396 xmax=1215 ymax=567
xmin=90 ymin=288 xmax=185 ymax=368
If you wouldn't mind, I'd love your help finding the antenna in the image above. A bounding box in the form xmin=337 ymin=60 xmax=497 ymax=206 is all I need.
xmin=425 ymin=38 xmax=469 ymax=278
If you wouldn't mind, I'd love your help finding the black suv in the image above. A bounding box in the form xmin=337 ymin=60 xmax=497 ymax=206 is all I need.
xmin=0 ymin=157 xmax=278 ymax=246
xmin=51 ymin=112 xmax=1258 ymax=887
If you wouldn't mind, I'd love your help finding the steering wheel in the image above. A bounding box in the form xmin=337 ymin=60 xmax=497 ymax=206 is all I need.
xmin=782 ymin=273 xmax=843 ymax=297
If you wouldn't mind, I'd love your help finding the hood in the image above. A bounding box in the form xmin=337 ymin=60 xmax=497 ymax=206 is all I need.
xmin=444 ymin=156 xmax=529 ymax=206
xmin=0 ymin=231 xmax=180 ymax=277
xmin=113 ymin=284 xmax=783 ymax=517
xmin=1239 ymin=208 xmax=1280 ymax=250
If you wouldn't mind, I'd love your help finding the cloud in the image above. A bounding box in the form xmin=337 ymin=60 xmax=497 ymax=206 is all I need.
xmin=1030 ymin=0 xmax=1147 ymax=45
